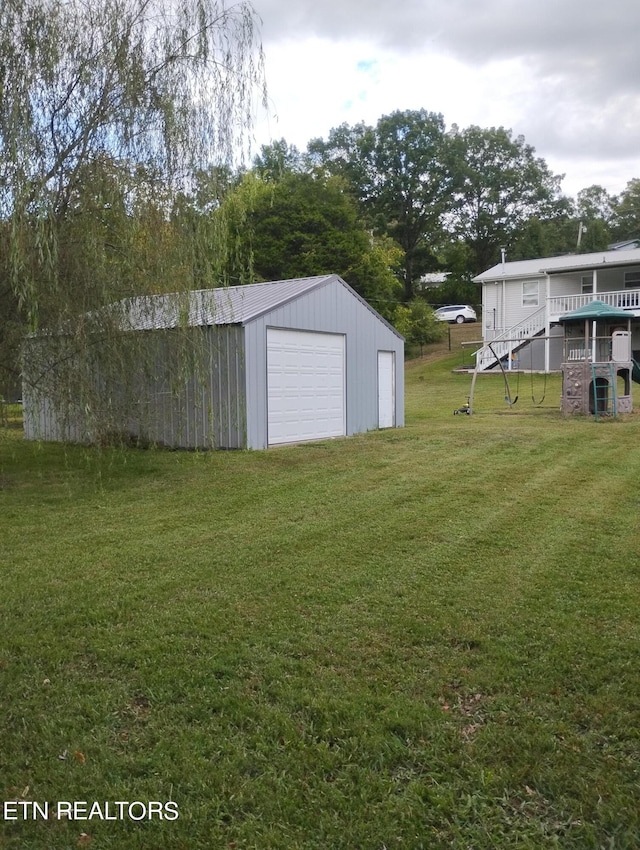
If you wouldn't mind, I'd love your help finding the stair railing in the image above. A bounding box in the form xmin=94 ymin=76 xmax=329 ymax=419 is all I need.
xmin=475 ymin=306 xmax=547 ymax=370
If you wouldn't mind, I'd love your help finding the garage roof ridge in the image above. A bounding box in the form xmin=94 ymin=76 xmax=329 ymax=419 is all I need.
xmin=118 ymin=275 xmax=403 ymax=338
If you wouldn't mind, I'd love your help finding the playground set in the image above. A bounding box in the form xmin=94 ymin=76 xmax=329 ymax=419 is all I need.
xmin=463 ymin=301 xmax=640 ymax=418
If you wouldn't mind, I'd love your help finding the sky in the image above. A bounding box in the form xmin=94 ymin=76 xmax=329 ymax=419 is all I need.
xmin=250 ymin=0 xmax=640 ymax=200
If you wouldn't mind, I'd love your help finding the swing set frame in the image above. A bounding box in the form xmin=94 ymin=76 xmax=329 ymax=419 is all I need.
xmin=466 ymin=336 xmax=550 ymax=415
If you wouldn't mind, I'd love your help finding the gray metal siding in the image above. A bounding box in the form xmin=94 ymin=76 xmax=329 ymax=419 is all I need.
xmin=22 ymin=390 xmax=87 ymax=443
xmin=243 ymin=278 xmax=404 ymax=449
xmin=119 ymin=326 xmax=247 ymax=449
xmin=22 ymin=338 xmax=96 ymax=444
xmin=23 ymin=326 xmax=247 ymax=449
xmin=213 ymin=325 xmax=247 ymax=448
xmin=23 ymin=278 xmax=402 ymax=450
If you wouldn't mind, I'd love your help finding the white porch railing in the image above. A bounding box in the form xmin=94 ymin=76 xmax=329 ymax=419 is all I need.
xmin=475 ymin=306 xmax=546 ymax=370
xmin=564 ymin=337 xmax=613 ymax=363
xmin=476 ymin=288 xmax=640 ymax=372
xmin=548 ymin=288 xmax=640 ymax=321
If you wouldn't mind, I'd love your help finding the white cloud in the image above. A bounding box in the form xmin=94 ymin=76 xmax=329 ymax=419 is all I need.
xmin=251 ymin=0 xmax=640 ymax=197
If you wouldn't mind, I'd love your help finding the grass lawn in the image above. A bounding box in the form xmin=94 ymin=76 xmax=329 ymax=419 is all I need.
xmin=1 ymin=353 xmax=639 ymax=849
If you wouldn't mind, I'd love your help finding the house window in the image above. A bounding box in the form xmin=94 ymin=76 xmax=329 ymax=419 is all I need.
xmin=522 ymin=280 xmax=539 ymax=307
xmin=581 ymin=274 xmax=593 ymax=293
xmin=624 ymin=270 xmax=640 ymax=288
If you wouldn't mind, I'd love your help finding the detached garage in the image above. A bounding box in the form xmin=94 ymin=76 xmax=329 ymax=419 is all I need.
xmin=23 ymin=274 xmax=404 ymax=450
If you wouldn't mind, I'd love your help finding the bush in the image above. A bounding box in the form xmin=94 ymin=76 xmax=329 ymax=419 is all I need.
xmin=393 ymin=298 xmax=447 ymax=353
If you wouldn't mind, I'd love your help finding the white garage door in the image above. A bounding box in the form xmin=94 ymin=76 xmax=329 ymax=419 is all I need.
xmin=267 ymin=328 xmax=346 ymax=445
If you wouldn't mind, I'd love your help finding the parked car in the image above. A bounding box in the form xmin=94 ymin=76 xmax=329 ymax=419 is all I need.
xmin=434 ymin=304 xmax=477 ymax=324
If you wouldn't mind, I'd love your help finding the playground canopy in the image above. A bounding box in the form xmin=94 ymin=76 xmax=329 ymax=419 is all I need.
xmin=558 ymin=300 xmax=632 ymax=323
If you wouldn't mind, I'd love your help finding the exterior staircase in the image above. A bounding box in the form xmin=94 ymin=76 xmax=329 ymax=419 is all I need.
xmin=475 ymin=306 xmax=547 ymax=371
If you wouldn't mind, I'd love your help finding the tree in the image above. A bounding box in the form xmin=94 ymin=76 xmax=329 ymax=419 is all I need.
xmin=509 ymin=185 xmax=615 ymax=261
xmin=0 ymin=226 xmax=23 ymax=400
xmin=253 ymin=139 xmax=307 ymax=182
xmin=0 ymin=0 xmax=266 ymax=437
xmin=309 ymin=110 xmax=454 ymax=301
xmin=214 ymin=171 xmax=403 ymax=321
xmin=612 ymin=179 xmax=640 ymax=240
xmin=576 ymin=185 xmax=615 ymax=226
xmin=392 ymin=298 xmax=446 ymax=355
xmin=307 ymin=122 xmax=372 ymax=202
xmin=571 ymin=185 xmax=614 ymax=251
xmin=446 ymin=125 xmax=563 ymax=275
xmin=509 ymin=196 xmax=576 ymax=261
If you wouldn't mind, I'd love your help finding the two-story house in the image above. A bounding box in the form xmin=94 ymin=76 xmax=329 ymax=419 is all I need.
xmin=473 ymin=247 xmax=640 ymax=372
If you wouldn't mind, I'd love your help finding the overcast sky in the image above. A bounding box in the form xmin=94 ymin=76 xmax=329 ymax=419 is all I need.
xmin=250 ymin=0 xmax=640 ymax=199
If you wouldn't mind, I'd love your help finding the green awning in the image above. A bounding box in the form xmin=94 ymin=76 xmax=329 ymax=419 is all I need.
xmin=558 ymin=300 xmax=632 ymax=322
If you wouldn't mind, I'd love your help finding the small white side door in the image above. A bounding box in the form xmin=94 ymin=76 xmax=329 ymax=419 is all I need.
xmin=377 ymin=350 xmax=395 ymax=429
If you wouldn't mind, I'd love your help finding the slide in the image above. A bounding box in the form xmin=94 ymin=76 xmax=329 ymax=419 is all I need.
xmin=633 ymin=351 xmax=640 ymax=384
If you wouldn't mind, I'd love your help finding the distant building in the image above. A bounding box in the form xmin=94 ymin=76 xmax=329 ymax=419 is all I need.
xmin=473 ymin=249 xmax=640 ymax=372
xmin=609 ymin=239 xmax=640 ymax=251
xmin=416 ymin=272 xmax=449 ymax=291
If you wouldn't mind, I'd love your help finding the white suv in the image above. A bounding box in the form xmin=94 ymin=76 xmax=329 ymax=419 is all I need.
xmin=434 ymin=305 xmax=477 ymax=324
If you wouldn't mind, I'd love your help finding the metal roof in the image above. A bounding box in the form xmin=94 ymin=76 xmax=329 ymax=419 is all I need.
xmin=116 ymin=275 xmax=403 ymax=338
xmin=118 ymin=275 xmax=336 ymax=330
xmin=473 ymin=247 xmax=640 ymax=282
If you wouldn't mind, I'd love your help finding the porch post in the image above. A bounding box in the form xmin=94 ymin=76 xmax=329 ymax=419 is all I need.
xmin=585 ymin=319 xmax=590 ymax=362
xmin=592 ymin=271 xmax=598 ymax=363
xmin=545 ymin=273 xmax=550 ymax=372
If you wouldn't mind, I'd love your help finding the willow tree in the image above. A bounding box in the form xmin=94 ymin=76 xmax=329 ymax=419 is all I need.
xmin=0 ymin=0 xmax=266 ymax=440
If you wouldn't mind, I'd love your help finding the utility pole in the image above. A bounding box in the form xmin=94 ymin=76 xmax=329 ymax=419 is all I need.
xmin=577 ymin=222 xmax=587 ymax=250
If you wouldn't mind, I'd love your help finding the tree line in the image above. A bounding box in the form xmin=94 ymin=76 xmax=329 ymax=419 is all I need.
xmin=205 ymin=115 xmax=640 ymax=346
xmin=244 ymin=118 xmax=640 ymax=303
xmin=2 ymin=0 xmax=640 ymax=405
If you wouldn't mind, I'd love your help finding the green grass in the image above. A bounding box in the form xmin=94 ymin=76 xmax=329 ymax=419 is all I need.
xmin=1 ymin=359 xmax=640 ymax=849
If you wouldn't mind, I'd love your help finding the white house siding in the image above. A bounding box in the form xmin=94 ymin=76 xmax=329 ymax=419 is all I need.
xmin=482 ymin=282 xmax=503 ymax=339
xmin=595 ymin=265 xmax=640 ymax=292
xmin=505 ymin=278 xmax=543 ymax=328
xmin=548 ymin=265 xmax=640 ymax=297
xmin=549 ymin=274 xmax=581 ymax=295
xmin=482 ymin=277 xmax=544 ymax=339
xmin=482 ymin=263 xmax=640 ymax=338
xmin=243 ymin=278 xmax=404 ymax=450
xmin=475 ymin=250 xmax=640 ymax=373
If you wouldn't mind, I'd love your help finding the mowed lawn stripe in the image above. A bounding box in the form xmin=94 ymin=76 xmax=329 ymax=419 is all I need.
xmin=1 ymin=361 xmax=639 ymax=849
